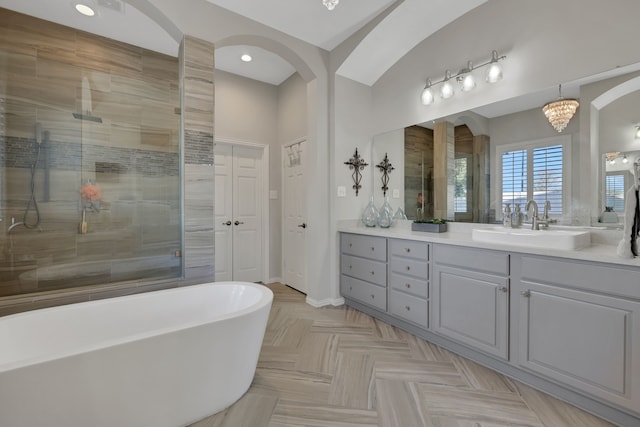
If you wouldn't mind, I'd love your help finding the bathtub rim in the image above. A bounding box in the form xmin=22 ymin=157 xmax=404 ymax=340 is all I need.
xmin=0 ymin=281 xmax=273 ymax=373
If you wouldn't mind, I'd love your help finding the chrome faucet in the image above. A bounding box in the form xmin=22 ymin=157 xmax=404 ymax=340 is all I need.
xmin=525 ymin=200 xmax=540 ymax=230
xmin=7 ymin=217 xmax=24 ymax=233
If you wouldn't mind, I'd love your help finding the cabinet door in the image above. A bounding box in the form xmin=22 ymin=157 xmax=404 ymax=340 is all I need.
xmin=518 ymin=282 xmax=640 ymax=412
xmin=432 ymin=265 xmax=509 ymax=360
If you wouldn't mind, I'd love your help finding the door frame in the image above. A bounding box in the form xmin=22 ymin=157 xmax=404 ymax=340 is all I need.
xmin=216 ymin=137 xmax=270 ymax=283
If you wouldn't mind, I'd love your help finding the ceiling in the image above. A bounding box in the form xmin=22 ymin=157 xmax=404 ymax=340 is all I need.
xmin=0 ymin=0 xmax=487 ymax=86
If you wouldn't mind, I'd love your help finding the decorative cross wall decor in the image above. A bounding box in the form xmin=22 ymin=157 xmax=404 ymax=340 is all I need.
xmin=376 ymin=153 xmax=395 ymax=196
xmin=344 ymin=148 xmax=368 ymax=196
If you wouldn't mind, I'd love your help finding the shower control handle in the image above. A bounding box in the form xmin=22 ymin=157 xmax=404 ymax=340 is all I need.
xmin=234 ymin=220 xmax=244 ymax=226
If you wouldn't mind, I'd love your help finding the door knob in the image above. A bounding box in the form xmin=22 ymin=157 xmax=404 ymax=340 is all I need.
xmin=234 ymin=220 xmax=244 ymax=226
xmin=298 ymin=223 xmax=307 ymax=228
xmin=222 ymin=220 xmax=232 ymax=226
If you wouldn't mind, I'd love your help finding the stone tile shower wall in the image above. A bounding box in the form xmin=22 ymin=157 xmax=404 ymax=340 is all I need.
xmin=0 ymin=9 xmax=185 ymax=307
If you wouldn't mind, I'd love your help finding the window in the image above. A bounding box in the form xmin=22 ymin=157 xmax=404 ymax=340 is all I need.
xmin=605 ymin=173 xmax=625 ymax=212
xmin=497 ymin=136 xmax=571 ymax=217
xmin=454 ymin=157 xmax=468 ymax=213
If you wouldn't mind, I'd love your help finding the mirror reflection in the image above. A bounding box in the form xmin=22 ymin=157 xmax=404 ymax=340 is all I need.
xmin=373 ymin=66 xmax=640 ymax=226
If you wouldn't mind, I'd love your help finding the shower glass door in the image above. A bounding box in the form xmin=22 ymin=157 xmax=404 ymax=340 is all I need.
xmin=0 ymin=26 xmax=181 ymax=299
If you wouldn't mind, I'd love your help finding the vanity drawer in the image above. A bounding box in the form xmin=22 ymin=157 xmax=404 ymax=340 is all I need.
xmin=341 ymin=233 xmax=387 ymax=262
xmin=390 ymin=256 xmax=429 ymax=280
xmin=389 ymin=289 xmax=428 ymax=327
xmin=341 ymin=275 xmax=387 ymax=311
xmin=433 ymin=244 xmax=509 ymax=276
xmin=341 ymin=254 xmax=386 ymax=286
xmin=389 ymin=273 xmax=428 ymax=298
xmin=389 ymin=239 xmax=429 ymax=261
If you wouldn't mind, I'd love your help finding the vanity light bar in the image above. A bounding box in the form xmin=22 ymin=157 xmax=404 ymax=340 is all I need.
xmin=420 ymin=50 xmax=506 ymax=106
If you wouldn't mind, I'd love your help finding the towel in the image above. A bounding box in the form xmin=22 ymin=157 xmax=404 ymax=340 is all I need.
xmin=616 ymin=186 xmax=640 ymax=258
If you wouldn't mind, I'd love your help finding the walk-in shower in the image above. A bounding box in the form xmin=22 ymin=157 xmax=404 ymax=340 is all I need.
xmin=0 ymin=12 xmax=181 ymax=300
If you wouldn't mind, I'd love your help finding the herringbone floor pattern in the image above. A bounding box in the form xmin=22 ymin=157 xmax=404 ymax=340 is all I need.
xmin=190 ymin=284 xmax=614 ymax=427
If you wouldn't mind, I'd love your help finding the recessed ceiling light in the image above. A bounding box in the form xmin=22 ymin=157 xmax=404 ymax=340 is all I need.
xmin=75 ymin=3 xmax=96 ymax=16
xmin=241 ymin=54 xmax=252 ymax=62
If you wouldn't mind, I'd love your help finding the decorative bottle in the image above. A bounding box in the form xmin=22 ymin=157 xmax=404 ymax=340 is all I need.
xmin=503 ymin=203 xmax=512 ymax=227
xmin=361 ymin=195 xmax=379 ymax=227
xmin=377 ymin=197 xmax=394 ymax=228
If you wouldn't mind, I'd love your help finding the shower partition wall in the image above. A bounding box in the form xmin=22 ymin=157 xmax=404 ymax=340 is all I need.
xmin=0 ymin=17 xmax=181 ymax=299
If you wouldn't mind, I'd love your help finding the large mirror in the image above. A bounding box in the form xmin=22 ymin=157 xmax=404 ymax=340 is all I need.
xmin=372 ymin=65 xmax=640 ymax=226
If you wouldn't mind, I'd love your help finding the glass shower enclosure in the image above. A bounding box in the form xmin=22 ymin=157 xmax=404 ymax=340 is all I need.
xmin=0 ymin=46 xmax=181 ymax=299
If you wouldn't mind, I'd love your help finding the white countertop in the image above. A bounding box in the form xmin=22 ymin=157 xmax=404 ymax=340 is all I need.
xmin=337 ymin=220 xmax=640 ymax=268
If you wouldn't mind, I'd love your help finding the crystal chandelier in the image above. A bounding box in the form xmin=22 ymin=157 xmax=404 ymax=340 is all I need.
xmin=323 ymin=0 xmax=339 ymax=10
xmin=542 ymin=84 xmax=579 ymax=132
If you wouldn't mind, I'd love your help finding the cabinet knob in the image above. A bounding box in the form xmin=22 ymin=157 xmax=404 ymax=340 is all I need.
xmin=405 ymin=283 xmax=411 ymax=289
xmin=349 ymin=265 xmax=352 ymax=269
xmin=499 ymin=286 xmax=508 ymax=293
xmin=370 ymin=294 xmax=375 ymax=299
xmin=405 ymin=248 xmax=411 ymax=253
xmin=371 ymin=246 xmax=375 ymax=251
xmin=405 ymin=305 xmax=411 ymax=311
xmin=349 ymin=286 xmax=352 ymax=291
xmin=371 ymin=271 xmax=375 ymax=275
xmin=349 ymin=243 xmax=352 ymax=247
xmin=406 ymin=266 xmax=411 ymax=271
xmin=521 ymin=290 xmax=531 ymax=297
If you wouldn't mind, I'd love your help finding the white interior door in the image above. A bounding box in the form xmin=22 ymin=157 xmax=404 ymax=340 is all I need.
xmin=214 ymin=144 xmax=233 ymax=282
xmin=232 ymin=146 xmax=262 ymax=282
xmin=214 ymin=143 xmax=263 ymax=283
xmin=283 ymin=140 xmax=306 ymax=293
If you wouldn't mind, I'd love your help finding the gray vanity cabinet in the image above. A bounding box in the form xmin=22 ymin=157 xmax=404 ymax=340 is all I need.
xmin=340 ymin=233 xmax=387 ymax=311
xmin=513 ymin=255 xmax=640 ymax=413
xmin=431 ymin=244 xmax=510 ymax=360
xmin=388 ymin=239 xmax=430 ymax=328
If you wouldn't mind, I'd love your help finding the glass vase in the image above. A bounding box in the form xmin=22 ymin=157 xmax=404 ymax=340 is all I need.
xmin=361 ymin=195 xmax=379 ymax=227
xmin=377 ymin=197 xmax=394 ymax=228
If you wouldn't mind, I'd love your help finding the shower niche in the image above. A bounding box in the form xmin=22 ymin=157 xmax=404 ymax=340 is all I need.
xmin=0 ymin=12 xmax=182 ymax=299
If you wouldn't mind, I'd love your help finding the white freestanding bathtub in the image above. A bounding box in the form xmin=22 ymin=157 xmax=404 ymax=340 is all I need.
xmin=0 ymin=281 xmax=273 ymax=427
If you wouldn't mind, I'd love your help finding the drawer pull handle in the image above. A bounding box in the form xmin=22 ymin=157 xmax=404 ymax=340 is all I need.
xmin=405 ymin=248 xmax=411 ymax=253
xmin=371 ymin=271 xmax=375 ymax=275
xmin=406 ymin=266 xmax=411 ymax=271
xmin=370 ymin=294 xmax=375 ymax=299
xmin=499 ymin=286 xmax=508 ymax=293
xmin=371 ymin=247 xmax=375 ymax=251
xmin=521 ymin=290 xmax=531 ymax=297
xmin=405 ymin=283 xmax=411 ymax=289
xmin=405 ymin=305 xmax=411 ymax=311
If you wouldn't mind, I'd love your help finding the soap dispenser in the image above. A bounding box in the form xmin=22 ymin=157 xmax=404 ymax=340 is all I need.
xmin=512 ymin=203 xmax=523 ymax=228
xmin=503 ymin=203 xmax=512 ymax=227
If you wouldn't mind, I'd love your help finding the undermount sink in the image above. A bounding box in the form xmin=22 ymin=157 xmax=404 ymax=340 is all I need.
xmin=471 ymin=226 xmax=591 ymax=250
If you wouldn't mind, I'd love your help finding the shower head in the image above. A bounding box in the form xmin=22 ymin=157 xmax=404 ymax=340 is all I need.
xmin=35 ymin=123 xmax=42 ymax=144
xmin=72 ymin=112 xmax=103 ymax=123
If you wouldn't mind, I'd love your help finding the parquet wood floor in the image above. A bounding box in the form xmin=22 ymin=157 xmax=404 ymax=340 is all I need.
xmin=190 ymin=284 xmax=614 ymax=427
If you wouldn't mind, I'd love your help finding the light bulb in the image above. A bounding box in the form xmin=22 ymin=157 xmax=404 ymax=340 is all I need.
xmin=440 ymin=71 xmax=454 ymax=99
xmin=610 ymin=158 xmax=616 ymax=165
xmin=421 ymin=80 xmax=434 ymax=105
xmin=459 ymin=74 xmax=476 ymax=92
xmin=635 ymin=126 xmax=640 ymax=139
xmin=623 ymin=154 xmax=629 ymax=164
xmin=486 ymin=50 xmax=503 ymax=83
xmin=75 ymin=3 xmax=96 ymax=16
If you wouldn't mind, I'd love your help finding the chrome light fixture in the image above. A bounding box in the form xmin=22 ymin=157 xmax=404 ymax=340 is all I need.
xmin=542 ymin=84 xmax=579 ymax=132
xmin=421 ymin=79 xmax=435 ymax=105
xmin=456 ymin=61 xmax=476 ymax=92
xmin=323 ymin=0 xmax=339 ymax=10
xmin=486 ymin=50 xmax=503 ymax=83
xmin=440 ymin=70 xmax=454 ymax=99
xmin=420 ymin=50 xmax=506 ymax=106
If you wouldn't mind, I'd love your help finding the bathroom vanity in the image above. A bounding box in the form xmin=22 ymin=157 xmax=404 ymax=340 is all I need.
xmin=338 ymin=221 xmax=640 ymax=426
